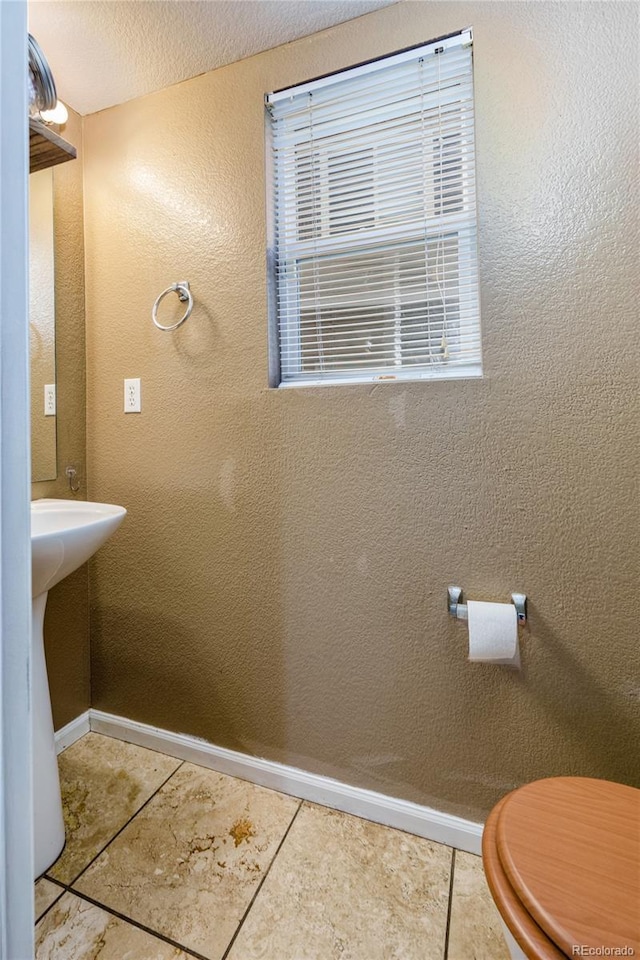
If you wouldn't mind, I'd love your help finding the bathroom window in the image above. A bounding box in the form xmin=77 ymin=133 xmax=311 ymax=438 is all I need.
xmin=266 ymin=29 xmax=482 ymax=386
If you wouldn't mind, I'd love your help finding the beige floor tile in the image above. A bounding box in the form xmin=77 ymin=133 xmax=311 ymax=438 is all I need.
xmin=447 ymin=851 xmax=510 ymax=960
xmin=49 ymin=733 xmax=182 ymax=885
xmin=75 ymin=762 xmax=301 ymax=960
xmin=226 ymin=801 xmax=452 ymax=960
xmin=36 ymin=892 xmax=190 ymax=959
xmin=35 ymin=878 xmax=63 ymax=921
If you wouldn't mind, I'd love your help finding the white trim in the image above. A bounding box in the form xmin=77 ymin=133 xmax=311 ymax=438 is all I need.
xmin=54 ymin=711 xmax=90 ymax=755
xmin=0 ymin=0 xmax=34 ymax=954
xmin=89 ymin=710 xmax=483 ymax=854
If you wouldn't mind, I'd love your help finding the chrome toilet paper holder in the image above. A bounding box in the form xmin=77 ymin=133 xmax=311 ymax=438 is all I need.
xmin=448 ymin=586 xmax=527 ymax=625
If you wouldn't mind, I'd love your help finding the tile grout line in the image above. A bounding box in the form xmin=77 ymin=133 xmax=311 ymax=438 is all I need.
xmin=59 ymin=887 xmax=210 ymax=960
xmin=41 ymin=876 xmax=66 ymax=890
xmin=443 ymin=846 xmax=456 ymax=960
xmin=55 ymin=759 xmax=186 ymax=890
xmin=37 ymin=875 xmax=193 ymax=954
xmin=36 ymin=876 xmax=206 ymax=958
xmin=34 ymin=876 xmax=66 ymax=926
xmin=220 ymin=799 xmax=304 ymax=960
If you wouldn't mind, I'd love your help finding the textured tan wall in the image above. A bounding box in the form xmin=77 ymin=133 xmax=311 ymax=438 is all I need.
xmin=83 ymin=2 xmax=639 ymax=820
xmin=31 ymin=106 xmax=90 ymax=730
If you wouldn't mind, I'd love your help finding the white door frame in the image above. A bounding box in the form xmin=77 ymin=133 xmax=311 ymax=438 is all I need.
xmin=0 ymin=0 xmax=35 ymax=955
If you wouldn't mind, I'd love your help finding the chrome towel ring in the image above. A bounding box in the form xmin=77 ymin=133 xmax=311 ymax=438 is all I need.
xmin=152 ymin=281 xmax=193 ymax=331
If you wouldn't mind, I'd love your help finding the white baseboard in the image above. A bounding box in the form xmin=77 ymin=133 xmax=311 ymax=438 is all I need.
xmin=54 ymin=710 xmax=90 ymax=754
xmin=89 ymin=709 xmax=483 ymax=854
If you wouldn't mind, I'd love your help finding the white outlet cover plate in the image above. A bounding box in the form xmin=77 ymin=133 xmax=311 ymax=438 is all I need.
xmin=124 ymin=378 xmax=141 ymax=413
xmin=44 ymin=384 xmax=56 ymax=416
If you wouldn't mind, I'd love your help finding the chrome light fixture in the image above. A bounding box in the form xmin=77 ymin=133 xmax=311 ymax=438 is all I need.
xmin=28 ymin=34 xmax=57 ymax=118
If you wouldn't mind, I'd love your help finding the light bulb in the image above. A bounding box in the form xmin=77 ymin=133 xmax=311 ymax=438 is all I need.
xmin=40 ymin=100 xmax=68 ymax=125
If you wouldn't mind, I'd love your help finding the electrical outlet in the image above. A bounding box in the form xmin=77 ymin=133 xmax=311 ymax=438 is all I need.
xmin=124 ymin=377 xmax=141 ymax=413
xmin=44 ymin=384 xmax=56 ymax=416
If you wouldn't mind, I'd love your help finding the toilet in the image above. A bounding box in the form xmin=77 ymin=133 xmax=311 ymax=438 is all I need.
xmin=482 ymin=777 xmax=640 ymax=960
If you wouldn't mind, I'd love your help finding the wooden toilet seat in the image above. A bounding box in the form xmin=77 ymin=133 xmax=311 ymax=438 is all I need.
xmin=483 ymin=795 xmax=567 ymax=959
xmin=482 ymin=777 xmax=640 ymax=960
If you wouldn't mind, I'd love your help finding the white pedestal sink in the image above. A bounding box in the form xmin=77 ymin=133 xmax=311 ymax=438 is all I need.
xmin=31 ymin=498 xmax=126 ymax=878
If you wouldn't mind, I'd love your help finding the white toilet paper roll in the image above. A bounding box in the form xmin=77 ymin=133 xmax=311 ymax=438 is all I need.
xmin=467 ymin=600 xmax=519 ymax=666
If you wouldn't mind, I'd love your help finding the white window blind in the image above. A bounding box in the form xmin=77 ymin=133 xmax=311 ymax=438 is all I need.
xmin=266 ymin=29 xmax=482 ymax=387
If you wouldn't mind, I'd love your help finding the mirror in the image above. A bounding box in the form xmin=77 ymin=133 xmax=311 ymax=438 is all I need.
xmin=30 ymin=168 xmax=57 ymax=481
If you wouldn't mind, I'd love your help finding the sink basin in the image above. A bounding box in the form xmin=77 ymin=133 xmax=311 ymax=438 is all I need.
xmin=31 ymin=498 xmax=126 ymax=598
xmin=30 ymin=498 xmax=126 ymax=878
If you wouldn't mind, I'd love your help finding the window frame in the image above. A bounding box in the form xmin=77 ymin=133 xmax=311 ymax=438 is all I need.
xmin=266 ymin=29 xmax=482 ymax=389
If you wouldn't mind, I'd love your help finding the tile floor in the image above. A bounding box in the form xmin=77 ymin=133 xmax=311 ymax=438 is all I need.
xmin=35 ymin=733 xmax=509 ymax=960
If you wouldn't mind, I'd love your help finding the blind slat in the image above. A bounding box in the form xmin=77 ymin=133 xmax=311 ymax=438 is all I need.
xmin=272 ymin=91 xmax=475 ymax=149
xmin=277 ymin=118 xmax=476 ymax=174
xmin=285 ymin=140 xmax=476 ymax=184
xmin=271 ymin=73 xmax=474 ymax=131
xmin=276 ymin=215 xmax=478 ymax=256
xmin=276 ymin=250 xmax=480 ymax=282
xmin=281 ymin=169 xmax=477 ymax=211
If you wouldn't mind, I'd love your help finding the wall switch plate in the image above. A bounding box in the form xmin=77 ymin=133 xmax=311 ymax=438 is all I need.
xmin=124 ymin=377 xmax=141 ymax=413
xmin=44 ymin=384 xmax=56 ymax=416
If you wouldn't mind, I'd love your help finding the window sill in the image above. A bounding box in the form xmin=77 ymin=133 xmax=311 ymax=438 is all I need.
xmin=275 ymin=365 xmax=483 ymax=389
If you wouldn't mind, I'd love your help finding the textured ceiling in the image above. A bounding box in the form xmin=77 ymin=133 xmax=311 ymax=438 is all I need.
xmin=28 ymin=0 xmax=398 ymax=115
